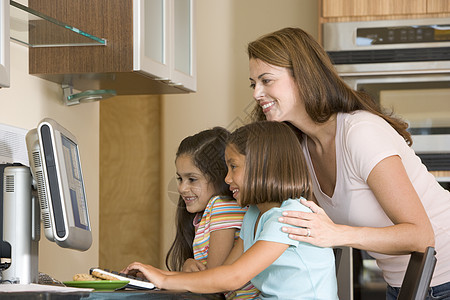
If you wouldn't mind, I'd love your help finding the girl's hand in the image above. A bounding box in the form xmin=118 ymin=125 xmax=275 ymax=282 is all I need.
xmin=278 ymin=198 xmax=341 ymax=248
xmin=121 ymin=262 xmax=166 ymax=288
xmin=182 ymin=258 xmax=206 ymax=272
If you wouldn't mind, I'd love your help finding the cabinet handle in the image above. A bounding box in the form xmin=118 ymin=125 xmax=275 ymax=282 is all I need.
xmin=168 ymin=82 xmax=183 ymax=87
xmin=153 ymin=77 xmax=170 ymax=81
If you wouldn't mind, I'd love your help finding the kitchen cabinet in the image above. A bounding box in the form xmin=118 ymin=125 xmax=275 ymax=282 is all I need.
xmin=28 ymin=0 xmax=196 ymax=95
xmin=322 ymin=0 xmax=427 ymax=18
xmin=427 ymin=0 xmax=450 ymax=13
xmin=134 ymin=0 xmax=196 ymax=92
xmin=321 ymin=0 xmax=450 ymax=22
xmin=99 ymin=95 xmax=161 ymax=273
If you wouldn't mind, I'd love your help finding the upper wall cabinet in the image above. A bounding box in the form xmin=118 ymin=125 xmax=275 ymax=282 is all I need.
xmin=28 ymin=0 xmax=196 ymax=95
xmin=321 ymin=0 xmax=450 ymax=22
xmin=427 ymin=0 xmax=450 ymax=14
xmin=133 ymin=0 xmax=195 ymax=92
xmin=322 ymin=0 xmax=427 ymax=18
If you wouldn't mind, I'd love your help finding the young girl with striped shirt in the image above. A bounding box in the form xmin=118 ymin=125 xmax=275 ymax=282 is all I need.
xmin=165 ymin=127 xmax=258 ymax=299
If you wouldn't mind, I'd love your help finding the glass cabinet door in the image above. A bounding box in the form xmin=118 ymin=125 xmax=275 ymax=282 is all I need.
xmin=173 ymin=0 xmax=190 ymax=76
xmin=133 ymin=0 xmax=196 ymax=92
xmin=0 ymin=0 xmax=10 ymax=88
xmin=171 ymin=0 xmax=196 ymax=92
xmin=133 ymin=0 xmax=170 ymax=80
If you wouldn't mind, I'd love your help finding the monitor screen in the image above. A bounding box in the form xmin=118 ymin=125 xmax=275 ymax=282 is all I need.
xmin=26 ymin=118 xmax=91 ymax=251
xmin=59 ymin=134 xmax=90 ymax=232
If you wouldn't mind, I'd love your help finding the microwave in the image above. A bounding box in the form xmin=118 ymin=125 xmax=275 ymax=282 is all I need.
xmin=323 ymin=18 xmax=450 ymax=171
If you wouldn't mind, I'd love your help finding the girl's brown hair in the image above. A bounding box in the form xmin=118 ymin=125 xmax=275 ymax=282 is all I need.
xmin=228 ymin=121 xmax=311 ymax=207
xmin=165 ymin=127 xmax=232 ymax=271
xmin=247 ymin=27 xmax=412 ymax=146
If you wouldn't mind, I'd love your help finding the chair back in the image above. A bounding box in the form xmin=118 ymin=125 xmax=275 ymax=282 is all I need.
xmin=397 ymin=246 xmax=437 ymax=300
xmin=333 ymin=247 xmax=343 ymax=274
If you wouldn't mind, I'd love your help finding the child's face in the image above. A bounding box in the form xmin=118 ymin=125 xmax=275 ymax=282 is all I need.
xmin=224 ymin=144 xmax=246 ymax=204
xmin=175 ymin=154 xmax=216 ymax=213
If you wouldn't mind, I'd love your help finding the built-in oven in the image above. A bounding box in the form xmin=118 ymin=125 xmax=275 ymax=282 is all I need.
xmin=323 ymin=18 xmax=450 ymax=300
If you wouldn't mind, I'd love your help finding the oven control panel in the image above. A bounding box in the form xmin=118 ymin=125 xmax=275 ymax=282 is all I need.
xmin=357 ymin=24 xmax=450 ymax=46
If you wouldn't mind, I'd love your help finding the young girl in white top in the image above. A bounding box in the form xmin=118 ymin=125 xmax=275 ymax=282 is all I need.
xmin=122 ymin=121 xmax=338 ymax=300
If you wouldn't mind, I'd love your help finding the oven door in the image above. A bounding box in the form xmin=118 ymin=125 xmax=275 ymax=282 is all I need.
xmin=343 ymin=72 xmax=450 ymax=171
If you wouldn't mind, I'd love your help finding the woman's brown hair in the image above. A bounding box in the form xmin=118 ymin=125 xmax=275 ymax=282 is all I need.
xmin=228 ymin=121 xmax=312 ymax=207
xmin=247 ymin=27 xmax=412 ymax=146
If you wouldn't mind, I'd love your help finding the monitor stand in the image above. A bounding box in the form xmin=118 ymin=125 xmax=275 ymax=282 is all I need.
xmin=1 ymin=165 xmax=39 ymax=284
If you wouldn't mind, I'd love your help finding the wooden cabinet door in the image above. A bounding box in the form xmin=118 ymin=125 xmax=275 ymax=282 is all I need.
xmin=99 ymin=95 xmax=161 ymax=272
xmin=322 ymin=0 xmax=427 ymax=17
xmin=427 ymin=0 xmax=450 ymax=13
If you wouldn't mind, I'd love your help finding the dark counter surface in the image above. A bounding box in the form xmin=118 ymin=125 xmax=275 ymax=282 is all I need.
xmin=0 ymin=286 xmax=225 ymax=300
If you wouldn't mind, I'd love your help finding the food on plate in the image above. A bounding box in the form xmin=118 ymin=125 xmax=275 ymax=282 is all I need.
xmin=73 ymin=273 xmax=99 ymax=281
xmin=73 ymin=271 xmax=119 ymax=281
xmin=91 ymin=270 xmax=119 ymax=281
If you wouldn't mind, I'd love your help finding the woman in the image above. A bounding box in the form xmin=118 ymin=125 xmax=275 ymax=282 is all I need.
xmin=247 ymin=27 xmax=450 ymax=299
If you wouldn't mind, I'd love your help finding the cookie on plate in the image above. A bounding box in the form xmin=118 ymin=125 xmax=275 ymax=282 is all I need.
xmin=73 ymin=273 xmax=100 ymax=281
xmin=91 ymin=270 xmax=119 ymax=281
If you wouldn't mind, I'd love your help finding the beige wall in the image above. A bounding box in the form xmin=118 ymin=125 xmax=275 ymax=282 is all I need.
xmin=0 ymin=42 xmax=99 ymax=281
xmin=161 ymin=0 xmax=318 ymax=264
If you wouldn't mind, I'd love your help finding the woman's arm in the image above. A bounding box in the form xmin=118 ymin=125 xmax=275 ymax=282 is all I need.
xmin=123 ymin=240 xmax=288 ymax=293
xmin=279 ymin=156 xmax=434 ymax=255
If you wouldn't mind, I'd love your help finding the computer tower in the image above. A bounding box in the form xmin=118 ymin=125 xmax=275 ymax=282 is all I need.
xmin=1 ymin=165 xmax=39 ymax=284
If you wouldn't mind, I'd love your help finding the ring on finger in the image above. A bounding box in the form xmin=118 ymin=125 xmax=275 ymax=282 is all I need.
xmin=306 ymin=228 xmax=311 ymax=237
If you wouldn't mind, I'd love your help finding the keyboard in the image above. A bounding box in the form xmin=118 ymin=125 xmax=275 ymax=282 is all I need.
xmin=90 ymin=267 xmax=156 ymax=290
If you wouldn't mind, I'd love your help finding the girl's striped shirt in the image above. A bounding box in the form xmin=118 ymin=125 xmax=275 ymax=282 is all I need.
xmin=192 ymin=195 xmax=260 ymax=299
xmin=193 ymin=196 xmax=246 ymax=262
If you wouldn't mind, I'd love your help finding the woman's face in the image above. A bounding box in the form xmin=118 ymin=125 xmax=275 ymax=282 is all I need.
xmin=224 ymin=145 xmax=246 ymax=205
xmin=249 ymin=58 xmax=303 ymax=123
xmin=175 ymin=154 xmax=215 ymax=213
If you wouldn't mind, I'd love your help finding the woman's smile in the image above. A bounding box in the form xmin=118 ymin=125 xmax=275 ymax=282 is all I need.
xmin=260 ymin=100 xmax=276 ymax=114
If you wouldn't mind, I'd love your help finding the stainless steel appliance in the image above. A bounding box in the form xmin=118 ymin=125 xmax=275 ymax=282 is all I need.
xmin=324 ymin=18 xmax=450 ymax=172
xmin=1 ymin=165 xmax=39 ymax=284
xmin=323 ymin=18 xmax=450 ymax=300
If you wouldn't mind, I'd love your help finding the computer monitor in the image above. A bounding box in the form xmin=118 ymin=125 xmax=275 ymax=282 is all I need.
xmin=26 ymin=118 xmax=92 ymax=251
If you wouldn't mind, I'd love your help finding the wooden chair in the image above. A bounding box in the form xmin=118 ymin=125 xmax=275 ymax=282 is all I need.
xmin=397 ymin=246 xmax=437 ymax=300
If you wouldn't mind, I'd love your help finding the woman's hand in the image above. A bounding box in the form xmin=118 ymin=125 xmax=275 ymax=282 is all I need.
xmin=121 ymin=262 xmax=166 ymax=288
xmin=182 ymin=258 xmax=206 ymax=272
xmin=278 ymin=198 xmax=341 ymax=248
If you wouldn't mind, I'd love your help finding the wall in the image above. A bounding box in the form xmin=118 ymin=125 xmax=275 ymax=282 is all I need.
xmin=0 ymin=42 xmax=99 ymax=281
xmin=160 ymin=0 xmax=319 ymax=264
